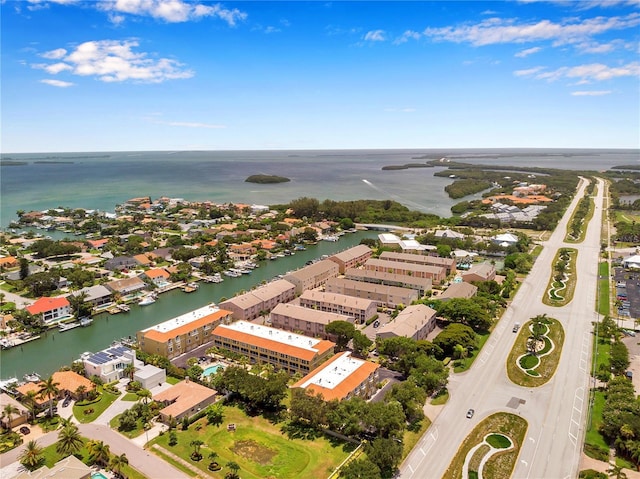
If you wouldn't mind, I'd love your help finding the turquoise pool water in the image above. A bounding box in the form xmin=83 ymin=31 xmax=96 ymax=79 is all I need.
xmin=202 ymin=363 xmax=224 ymax=377
xmin=92 ymin=473 xmax=108 ymax=479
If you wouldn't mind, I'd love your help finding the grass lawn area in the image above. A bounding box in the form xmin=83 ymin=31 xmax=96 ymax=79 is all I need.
xmin=443 ymin=413 xmax=528 ymax=479
xmin=543 ymin=248 xmax=577 ymax=307
xmin=506 ymin=317 xmax=565 ymax=387
xmin=73 ymin=388 xmax=120 ymax=423
xmin=40 ymin=437 xmax=146 ymax=479
xmin=565 ymin=196 xmax=594 ymax=243
xmin=402 ymin=416 xmax=432 ymax=461
xmin=593 ymin=333 xmax=611 ymax=376
xmin=109 ymin=414 xmax=146 ymax=439
xmin=598 ymin=262 xmax=610 ymax=316
xmin=585 ymin=389 xmax=609 ymax=460
xmin=122 ymin=392 xmax=139 ymax=401
xmin=431 ymin=389 xmax=449 ymax=406
xmin=454 ymin=330 xmax=491 ymax=373
xmin=151 ymin=405 xmax=354 ymax=479
xmin=166 ymin=376 xmax=181 ymax=385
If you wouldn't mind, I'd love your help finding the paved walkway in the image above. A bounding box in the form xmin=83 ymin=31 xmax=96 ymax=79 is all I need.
xmin=580 ymin=452 xmax=640 ymax=478
xmin=152 ymin=444 xmax=208 ymax=479
xmin=0 ymin=287 xmax=35 ymax=309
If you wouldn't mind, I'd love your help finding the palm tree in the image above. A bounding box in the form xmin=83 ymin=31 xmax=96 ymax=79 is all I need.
xmin=19 ymin=440 xmax=44 ymax=471
xmin=68 ymin=291 xmax=88 ymax=317
xmin=137 ymin=388 xmax=152 ymax=405
xmin=123 ymin=364 xmax=136 ymax=381
xmin=87 ymin=439 xmax=111 ymax=467
xmin=190 ymin=439 xmax=204 ymax=459
xmin=37 ymin=375 xmax=60 ymax=417
xmin=226 ymin=460 xmax=240 ymax=479
xmin=609 ymin=464 xmax=628 ymax=479
xmin=75 ymin=385 xmax=87 ymax=401
xmin=2 ymin=403 xmax=19 ymax=430
xmin=23 ymin=390 xmax=39 ymax=423
xmin=109 ymin=453 xmax=129 ymax=479
xmin=56 ymin=424 xmax=83 ymax=457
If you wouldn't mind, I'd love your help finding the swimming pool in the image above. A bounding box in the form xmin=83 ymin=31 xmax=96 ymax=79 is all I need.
xmin=202 ymin=363 xmax=225 ymax=377
xmin=91 ymin=473 xmax=108 ymax=479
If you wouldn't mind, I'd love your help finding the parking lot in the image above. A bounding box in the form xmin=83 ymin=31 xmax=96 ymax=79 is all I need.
xmin=614 ymin=268 xmax=640 ymax=319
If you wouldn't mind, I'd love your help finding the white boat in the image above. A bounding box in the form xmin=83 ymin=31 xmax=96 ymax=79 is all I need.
xmin=322 ymin=235 xmax=339 ymax=242
xmin=59 ymin=322 xmax=81 ymax=332
xmin=80 ymin=317 xmax=93 ymax=326
xmin=23 ymin=372 xmax=41 ymax=383
xmin=204 ymin=274 xmax=224 ymax=283
xmin=117 ymin=304 xmax=130 ymax=312
xmin=138 ymin=294 xmax=156 ymax=306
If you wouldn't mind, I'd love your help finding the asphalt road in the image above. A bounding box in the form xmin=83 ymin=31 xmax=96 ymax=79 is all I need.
xmin=399 ymin=177 xmax=603 ymax=479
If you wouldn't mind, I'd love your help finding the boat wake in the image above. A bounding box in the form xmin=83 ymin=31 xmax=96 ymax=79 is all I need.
xmin=361 ymin=179 xmax=436 ymax=212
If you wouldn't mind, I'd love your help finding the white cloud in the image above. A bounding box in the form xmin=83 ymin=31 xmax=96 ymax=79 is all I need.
xmin=364 ymin=30 xmax=386 ymax=42
xmin=40 ymin=79 xmax=75 ymax=87
xmin=41 ymin=48 xmax=67 ymax=59
xmin=421 ymin=13 xmax=640 ymax=47
xmin=571 ymin=90 xmax=612 ymax=95
xmin=515 ymin=61 xmax=639 ymax=82
xmin=394 ymin=30 xmax=422 ymax=44
xmin=97 ymin=0 xmax=247 ymax=25
xmin=32 ymin=39 xmax=193 ymax=83
xmin=515 ymin=46 xmax=542 ymax=57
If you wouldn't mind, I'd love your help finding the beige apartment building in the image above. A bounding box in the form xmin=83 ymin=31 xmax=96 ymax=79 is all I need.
xmin=211 ymin=321 xmax=335 ymax=374
xmin=299 ymin=290 xmax=377 ymax=324
xmin=328 ymin=244 xmax=373 ymax=273
xmin=364 ymin=258 xmax=446 ymax=283
xmin=344 ymin=267 xmax=432 ymax=295
xmin=379 ymin=251 xmax=456 ymax=275
xmin=137 ymin=304 xmax=233 ymax=359
xmin=284 ymin=259 xmax=340 ymax=295
xmin=462 ymin=263 xmax=497 ymax=283
xmin=219 ymin=279 xmax=296 ymax=321
xmin=270 ymin=302 xmax=352 ymax=338
xmin=375 ymin=304 xmax=437 ymax=341
xmin=437 ymin=282 xmax=478 ymax=301
xmin=324 ymin=277 xmax=419 ymax=308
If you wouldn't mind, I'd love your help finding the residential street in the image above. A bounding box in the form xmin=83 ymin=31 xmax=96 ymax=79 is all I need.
xmin=399 ymin=177 xmax=603 ymax=479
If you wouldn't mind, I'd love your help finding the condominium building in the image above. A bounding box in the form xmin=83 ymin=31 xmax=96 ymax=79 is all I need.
xmin=328 ymin=244 xmax=373 ymax=273
xmin=284 ymin=260 xmax=339 ymax=295
xmin=437 ymin=282 xmax=478 ymax=301
xmin=211 ymin=321 xmax=335 ymax=374
xmin=375 ymin=304 xmax=437 ymax=341
xmin=324 ymin=277 xmax=419 ymax=308
xmin=219 ymin=279 xmax=296 ymax=321
xmin=137 ymin=304 xmax=233 ymax=359
xmin=462 ymin=263 xmax=497 ymax=283
xmin=344 ymin=268 xmax=432 ymax=295
xmin=364 ymin=258 xmax=446 ymax=283
xmin=270 ymin=303 xmax=352 ymax=338
xmin=299 ymin=290 xmax=377 ymax=324
xmin=292 ymin=351 xmax=380 ymax=402
xmin=379 ymin=251 xmax=456 ymax=275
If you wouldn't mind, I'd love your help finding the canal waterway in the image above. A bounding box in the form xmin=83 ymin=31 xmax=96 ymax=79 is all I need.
xmin=0 ymin=231 xmax=378 ymax=380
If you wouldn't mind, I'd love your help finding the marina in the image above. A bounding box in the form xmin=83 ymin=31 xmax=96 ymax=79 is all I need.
xmin=0 ymin=231 xmax=377 ymax=379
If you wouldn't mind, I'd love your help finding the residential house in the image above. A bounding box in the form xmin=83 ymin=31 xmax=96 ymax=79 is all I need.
xmin=0 ymin=393 xmax=28 ymax=428
xmin=134 ymin=364 xmax=167 ymax=390
xmin=25 ymin=297 xmax=71 ymax=324
xmin=15 ymin=454 xmax=91 ymax=479
xmin=104 ymin=256 xmax=138 ymax=271
xmin=141 ymin=268 xmax=171 ymax=286
xmin=154 ymin=379 xmax=218 ymax=423
xmin=491 ymin=233 xmax=519 ymax=247
xmin=0 ymin=256 xmax=18 ymax=270
xmin=211 ymin=321 xmax=335 ymax=374
xmin=82 ymin=343 xmax=139 ymax=383
xmin=291 ymin=351 xmax=380 ymax=402
xmin=105 ymin=276 xmax=147 ymax=296
xmin=67 ymin=285 xmax=112 ymax=309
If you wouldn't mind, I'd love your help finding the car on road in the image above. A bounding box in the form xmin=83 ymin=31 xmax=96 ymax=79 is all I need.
xmin=513 ymin=323 xmax=520 ymax=333
xmin=19 ymin=426 xmax=30 ymax=435
xmin=466 ymin=409 xmax=475 ymax=419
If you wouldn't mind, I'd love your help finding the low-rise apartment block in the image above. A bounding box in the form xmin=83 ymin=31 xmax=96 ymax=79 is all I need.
xmin=375 ymin=304 xmax=437 ymax=341
xmin=344 ymin=268 xmax=432 ymax=295
xmin=437 ymin=282 xmax=478 ymax=301
xmin=292 ymin=351 xmax=380 ymax=401
xmin=324 ymin=277 xmax=419 ymax=308
xmin=379 ymin=251 xmax=456 ymax=275
xmin=462 ymin=263 xmax=496 ymax=283
xmin=219 ymin=279 xmax=296 ymax=321
xmin=364 ymin=258 xmax=446 ymax=283
xmin=328 ymin=244 xmax=373 ymax=273
xmin=211 ymin=321 xmax=335 ymax=374
xmin=299 ymin=290 xmax=377 ymax=324
xmin=137 ymin=304 xmax=233 ymax=359
xmin=284 ymin=260 xmax=339 ymax=295
xmin=270 ymin=302 xmax=352 ymax=338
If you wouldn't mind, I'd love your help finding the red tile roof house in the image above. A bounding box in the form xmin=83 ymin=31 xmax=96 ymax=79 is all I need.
xmin=26 ymin=297 xmax=72 ymax=325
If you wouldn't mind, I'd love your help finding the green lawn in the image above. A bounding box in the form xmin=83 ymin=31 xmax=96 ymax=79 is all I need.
xmin=597 ymin=262 xmax=610 ymax=316
xmin=122 ymin=392 xmax=139 ymax=401
xmin=543 ymin=249 xmax=578 ymax=307
xmin=454 ymin=330 xmax=491 ymax=373
xmin=402 ymin=415 xmax=432 ymax=461
xmin=585 ymin=389 xmax=609 ymax=459
xmin=109 ymin=414 xmax=146 ymax=439
xmin=151 ymin=405 xmax=354 ymax=479
xmin=72 ymin=388 xmax=120 ymax=423
xmin=430 ymin=389 xmax=449 ymax=406
xmin=166 ymin=376 xmax=181 ymax=385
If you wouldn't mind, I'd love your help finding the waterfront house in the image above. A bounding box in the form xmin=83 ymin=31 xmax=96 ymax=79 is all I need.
xmin=0 ymin=393 xmax=28 ymax=428
xmin=82 ymin=343 xmax=140 ymax=383
xmin=291 ymin=351 xmax=380 ymax=402
xmin=328 ymin=244 xmax=373 ymax=273
xmin=25 ymin=296 xmax=71 ymax=325
xmin=154 ymin=379 xmax=218 ymax=424
xmin=284 ymin=259 xmax=340 ymax=295
xmin=270 ymin=303 xmax=352 ymax=338
xmin=299 ymin=291 xmax=377 ymax=325
xmin=220 ymin=279 xmax=296 ymax=321
xmin=375 ymin=304 xmax=437 ymax=341
xmin=137 ymin=304 xmax=233 ymax=359
xmin=141 ymin=268 xmax=171 ymax=286
xmin=16 ymin=371 xmax=95 ymax=402
xmin=211 ymin=321 xmax=335 ymax=374
xmin=105 ymin=276 xmax=147 ymax=296
xmin=67 ymin=285 xmax=113 ymax=309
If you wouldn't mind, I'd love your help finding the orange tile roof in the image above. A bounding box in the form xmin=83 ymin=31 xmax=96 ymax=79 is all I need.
xmin=26 ymin=297 xmax=70 ymax=315
xmin=212 ymin=326 xmax=335 ymax=362
xmin=15 ymin=383 xmax=48 ymax=405
xmin=144 ymin=268 xmax=170 ymax=279
xmin=154 ymin=380 xmax=217 ymax=419
xmin=51 ymin=371 xmax=95 ymax=394
xmin=87 ymin=239 xmax=109 ymax=248
xmin=0 ymin=256 xmax=18 ymax=267
xmin=143 ymin=309 xmax=232 ymax=342
xmin=292 ymin=352 xmax=379 ymax=401
xmin=482 ymin=194 xmax=553 ymax=205
xmin=133 ymin=254 xmax=152 ymax=265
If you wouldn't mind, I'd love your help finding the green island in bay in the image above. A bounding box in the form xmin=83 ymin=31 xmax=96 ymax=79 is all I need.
xmin=245 ymin=174 xmax=291 ymax=184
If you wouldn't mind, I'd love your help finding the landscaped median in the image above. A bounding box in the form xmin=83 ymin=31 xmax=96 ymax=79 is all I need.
xmin=507 ymin=315 xmax=565 ymax=387
xmin=543 ymin=248 xmax=578 ymax=307
xmin=443 ymin=413 xmax=527 ymax=479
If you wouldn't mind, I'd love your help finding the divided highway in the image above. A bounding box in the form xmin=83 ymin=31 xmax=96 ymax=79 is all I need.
xmin=399 ymin=177 xmax=604 ymax=479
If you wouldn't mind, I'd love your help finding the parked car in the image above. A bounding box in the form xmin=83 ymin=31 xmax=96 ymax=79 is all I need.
xmin=513 ymin=323 xmax=520 ymax=333
xmin=19 ymin=426 xmax=30 ymax=435
xmin=373 ymin=321 xmax=380 ymax=328
xmin=62 ymin=396 xmax=71 ymax=407
xmin=466 ymin=409 xmax=475 ymax=419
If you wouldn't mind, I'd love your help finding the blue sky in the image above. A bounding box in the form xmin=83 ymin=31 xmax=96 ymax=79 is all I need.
xmin=1 ymin=0 xmax=639 ymax=152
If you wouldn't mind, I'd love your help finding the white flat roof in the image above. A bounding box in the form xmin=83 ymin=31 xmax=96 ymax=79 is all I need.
xmin=298 ymin=352 xmax=364 ymax=390
xmin=142 ymin=304 xmax=221 ymax=334
xmin=220 ymin=320 xmax=322 ymax=351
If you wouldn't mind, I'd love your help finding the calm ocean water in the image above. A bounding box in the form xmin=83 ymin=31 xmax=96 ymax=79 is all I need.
xmin=1 ymin=148 xmax=638 ymax=227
